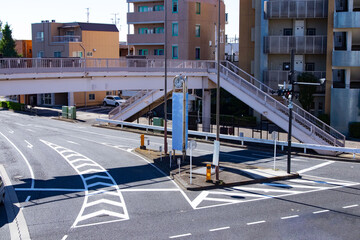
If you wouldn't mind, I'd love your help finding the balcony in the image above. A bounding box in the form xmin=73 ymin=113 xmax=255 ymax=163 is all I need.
xmin=264 ymin=70 xmax=326 ymax=92
xmin=264 ymin=36 xmax=327 ymax=54
xmin=333 ymin=51 xmax=360 ymax=67
xmin=52 ymin=35 xmax=81 ymax=43
xmin=265 ymin=0 xmax=328 ymax=19
xmin=127 ymin=33 xmax=164 ymax=45
xmin=334 ymin=11 xmax=360 ymax=28
xmin=127 ymin=11 xmax=164 ymax=24
xmin=127 ymin=0 xmax=163 ymax=3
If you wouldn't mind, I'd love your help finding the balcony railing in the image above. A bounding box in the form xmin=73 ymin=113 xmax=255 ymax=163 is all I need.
xmin=264 ymin=70 xmax=326 ymax=92
xmin=333 ymin=51 xmax=360 ymax=67
xmin=264 ymin=36 xmax=327 ymax=54
xmin=334 ymin=11 xmax=360 ymax=28
xmin=127 ymin=11 xmax=164 ymax=24
xmin=265 ymin=0 xmax=328 ymax=19
xmin=127 ymin=33 xmax=164 ymax=45
xmin=52 ymin=35 xmax=81 ymax=43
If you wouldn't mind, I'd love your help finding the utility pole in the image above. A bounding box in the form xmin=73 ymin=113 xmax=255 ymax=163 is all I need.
xmin=215 ymin=0 xmax=221 ymax=182
xmin=86 ymin=8 xmax=90 ymax=23
xmin=111 ymin=13 xmax=121 ymax=41
xmin=164 ymin=0 xmax=168 ymax=154
xmin=287 ymin=49 xmax=295 ymax=174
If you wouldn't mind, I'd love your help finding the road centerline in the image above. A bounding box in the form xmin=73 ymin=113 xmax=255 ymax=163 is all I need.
xmin=169 ymin=233 xmax=192 ymax=238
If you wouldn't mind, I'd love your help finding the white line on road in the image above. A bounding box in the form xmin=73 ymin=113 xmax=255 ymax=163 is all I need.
xmin=298 ymin=161 xmax=334 ymax=174
xmin=313 ymin=210 xmax=330 ymax=214
xmin=342 ymin=204 xmax=358 ymax=209
xmin=61 ymin=235 xmax=68 ymax=240
xmin=25 ymin=196 xmax=31 ymax=202
xmin=209 ymin=226 xmax=230 ymax=232
xmin=0 ymin=131 xmax=35 ymax=188
xmin=26 ymin=129 xmax=35 ymax=133
xmin=281 ymin=215 xmax=299 ymax=220
xmin=67 ymin=141 xmax=80 ymax=145
xmin=15 ymin=188 xmax=86 ymax=192
xmin=247 ymin=220 xmax=266 ymax=225
xmin=25 ymin=140 xmax=33 ymax=149
xmin=169 ymin=233 xmax=192 ymax=238
xmin=8 ymin=128 xmax=14 ymax=134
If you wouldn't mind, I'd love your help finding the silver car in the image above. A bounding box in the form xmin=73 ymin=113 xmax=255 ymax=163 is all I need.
xmin=0 ymin=176 xmax=4 ymax=205
xmin=103 ymin=95 xmax=126 ymax=107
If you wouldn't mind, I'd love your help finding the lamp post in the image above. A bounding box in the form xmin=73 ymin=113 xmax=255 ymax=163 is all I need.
xmin=164 ymin=0 xmax=168 ymax=155
xmin=215 ymin=0 xmax=221 ymax=182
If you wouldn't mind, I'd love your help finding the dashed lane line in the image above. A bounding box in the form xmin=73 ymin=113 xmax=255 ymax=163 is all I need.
xmin=209 ymin=226 xmax=230 ymax=232
xmin=343 ymin=204 xmax=358 ymax=209
xmin=61 ymin=235 xmax=68 ymax=240
xmin=313 ymin=210 xmax=330 ymax=214
xmin=281 ymin=215 xmax=299 ymax=220
xmin=169 ymin=233 xmax=192 ymax=239
xmin=246 ymin=220 xmax=266 ymax=225
xmin=298 ymin=161 xmax=334 ymax=174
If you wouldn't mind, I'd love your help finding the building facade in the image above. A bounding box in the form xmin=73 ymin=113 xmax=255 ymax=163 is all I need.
xmin=239 ymin=0 xmax=360 ymax=136
xmin=127 ymin=0 xmax=225 ymax=60
xmin=15 ymin=40 xmax=32 ymax=58
xmin=31 ymin=21 xmax=119 ymax=107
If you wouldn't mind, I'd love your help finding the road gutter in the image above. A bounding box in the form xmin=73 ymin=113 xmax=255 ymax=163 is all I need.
xmin=0 ymin=164 xmax=31 ymax=240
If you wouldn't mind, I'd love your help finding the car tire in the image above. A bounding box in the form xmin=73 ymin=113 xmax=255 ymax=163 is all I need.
xmin=103 ymin=101 xmax=107 ymax=106
xmin=115 ymin=102 xmax=119 ymax=107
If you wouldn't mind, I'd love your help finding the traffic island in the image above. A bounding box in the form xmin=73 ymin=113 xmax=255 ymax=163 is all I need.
xmin=134 ymin=148 xmax=300 ymax=191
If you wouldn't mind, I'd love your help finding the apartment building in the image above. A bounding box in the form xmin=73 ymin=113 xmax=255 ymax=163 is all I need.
xmin=329 ymin=0 xmax=360 ymax=135
xmin=127 ymin=0 xmax=225 ymax=60
xmin=240 ymin=0 xmax=360 ymax=136
xmin=31 ymin=21 xmax=119 ymax=107
xmin=15 ymin=40 xmax=32 ymax=58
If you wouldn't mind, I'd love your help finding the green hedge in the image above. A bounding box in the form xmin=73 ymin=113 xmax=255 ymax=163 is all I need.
xmin=0 ymin=101 xmax=25 ymax=111
xmin=349 ymin=122 xmax=360 ymax=139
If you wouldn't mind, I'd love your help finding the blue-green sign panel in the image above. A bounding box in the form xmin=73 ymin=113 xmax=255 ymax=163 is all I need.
xmin=172 ymin=92 xmax=188 ymax=151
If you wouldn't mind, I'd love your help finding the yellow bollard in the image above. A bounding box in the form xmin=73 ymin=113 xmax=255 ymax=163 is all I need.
xmin=140 ymin=134 xmax=146 ymax=150
xmin=206 ymin=164 xmax=212 ymax=182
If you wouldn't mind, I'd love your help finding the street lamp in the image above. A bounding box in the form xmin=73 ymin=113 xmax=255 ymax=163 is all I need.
xmin=215 ymin=0 xmax=221 ymax=182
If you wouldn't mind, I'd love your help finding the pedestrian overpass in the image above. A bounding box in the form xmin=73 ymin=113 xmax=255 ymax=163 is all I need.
xmin=0 ymin=58 xmax=345 ymax=148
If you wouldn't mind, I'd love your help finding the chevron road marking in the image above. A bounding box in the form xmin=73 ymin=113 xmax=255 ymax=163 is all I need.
xmin=40 ymin=139 xmax=129 ymax=228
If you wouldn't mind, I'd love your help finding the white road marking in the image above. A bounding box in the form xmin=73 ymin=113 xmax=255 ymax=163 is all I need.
xmin=25 ymin=196 xmax=31 ymax=202
xmin=298 ymin=161 xmax=334 ymax=174
xmin=0 ymin=131 xmax=35 ymax=188
xmin=247 ymin=220 xmax=266 ymax=225
xmin=263 ymin=183 xmax=325 ymax=189
xmin=8 ymin=129 xmax=14 ymax=134
xmin=281 ymin=215 xmax=299 ymax=220
xmin=15 ymin=188 xmax=86 ymax=192
xmin=25 ymin=140 xmax=33 ymax=149
xmin=169 ymin=233 xmax=192 ymax=238
xmin=15 ymin=122 xmax=26 ymax=127
xmin=233 ymin=186 xmax=302 ymax=194
xmin=313 ymin=210 xmax=330 ymax=214
xmin=26 ymin=129 xmax=35 ymax=133
xmin=120 ymin=188 xmax=180 ymax=192
xmin=209 ymin=226 xmax=230 ymax=232
xmin=342 ymin=204 xmax=358 ymax=209
xmin=67 ymin=141 xmax=80 ymax=145
xmin=61 ymin=235 xmax=68 ymax=240
xmin=40 ymin=139 xmax=129 ymax=228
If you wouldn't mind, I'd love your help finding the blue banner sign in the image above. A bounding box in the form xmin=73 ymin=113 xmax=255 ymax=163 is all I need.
xmin=172 ymin=92 xmax=188 ymax=151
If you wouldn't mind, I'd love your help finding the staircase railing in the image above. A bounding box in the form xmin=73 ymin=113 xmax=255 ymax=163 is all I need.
xmin=214 ymin=63 xmax=345 ymax=147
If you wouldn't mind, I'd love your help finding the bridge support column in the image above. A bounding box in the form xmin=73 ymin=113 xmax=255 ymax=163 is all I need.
xmin=202 ymin=89 xmax=211 ymax=132
xmin=68 ymin=92 xmax=75 ymax=106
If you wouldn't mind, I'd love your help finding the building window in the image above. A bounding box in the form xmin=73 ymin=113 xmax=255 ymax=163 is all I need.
xmin=54 ymin=51 xmax=61 ymax=58
xmin=37 ymin=51 xmax=44 ymax=58
xmin=195 ymin=25 xmax=200 ymax=37
xmin=283 ymin=28 xmax=293 ymax=36
xmin=87 ymin=52 xmax=93 ymax=57
xmin=172 ymin=22 xmax=178 ymax=36
xmin=172 ymin=45 xmax=178 ymax=59
xmin=42 ymin=93 xmax=52 ymax=105
xmin=139 ymin=49 xmax=148 ymax=55
xmin=172 ymin=0 xmax=178 ymax=13
xmin=65 ymin=30 xmax=74 ymax=36
xmin=89 ymin=94 xmax=95 ymax=100
xmin=195 ymin=47 xmax=200 ymax=60
xmin=196 ymin=2 xmax=201 ymax=14
xmin=36 ymin=32 xmax=44 ymax=42
xmin=106 ymin=91 xmax=112 ymax=95
xmin=306 ymin=28 xmax=316 ymax=36
xmin=154 ymin=27 xmax=164 ymax=34
xmin=139 ymin=28 xmax=149 ymax=34
xmin=154 ymin=49 xmax=164 ymax=56
xmin=154 ymin=5 xmax=164 ymax=11
xmin=305 ymin=63 xmax=315 ymax=71
xmin=72 ymin=51 xmax=83 ymax=58
xmin=138 ymin=6 xmax=152 ymax=12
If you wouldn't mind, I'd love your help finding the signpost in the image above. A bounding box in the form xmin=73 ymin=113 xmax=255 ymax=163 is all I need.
xmin=272 ymin=131 xmax=278 ymax=170
xmin=189 ymin=140 xmax=197 ymax=185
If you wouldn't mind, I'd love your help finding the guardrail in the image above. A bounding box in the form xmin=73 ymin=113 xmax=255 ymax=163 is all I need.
xmin=95 ymin=118 xmax=360 ymax=159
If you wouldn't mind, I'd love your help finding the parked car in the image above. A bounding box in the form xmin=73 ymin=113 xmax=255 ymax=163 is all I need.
xmin=0 ymin=176 xmax=5 ymax=205
xmin=103 ymin=95 xmax=126 ymax=107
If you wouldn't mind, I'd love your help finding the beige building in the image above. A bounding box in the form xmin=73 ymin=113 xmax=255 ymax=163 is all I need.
xmin=127 ymin=0 xmax=225 ymax=60
xmin=239 ymin=0 xmax=360 ymax=136
xmin=31 ymin=21 xmax=119 ymax=107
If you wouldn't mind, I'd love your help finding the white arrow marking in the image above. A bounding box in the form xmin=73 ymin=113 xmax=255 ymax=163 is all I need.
xmin=25 ymin=140 xmax=33 ymax=149
xmin=79 ymin=210 xmax=126 ymax=222
xmin=85 ymin=199 xmax=124 ymax=208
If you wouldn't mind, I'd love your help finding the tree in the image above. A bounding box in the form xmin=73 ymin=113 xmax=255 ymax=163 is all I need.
xmin=297 ymin=72 xmax=318 ymax=111
xmin=0 ymin=22 xmax=18 ymax=57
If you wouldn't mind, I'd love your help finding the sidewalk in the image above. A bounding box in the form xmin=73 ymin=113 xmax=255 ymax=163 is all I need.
xmin=135 ymin=148 xmax=299 ymax=191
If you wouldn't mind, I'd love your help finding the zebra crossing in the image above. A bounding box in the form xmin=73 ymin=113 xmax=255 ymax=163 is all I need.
xmin=40 ymin=139 xmax=129 ymax=228
xmin=190 ymin=176 xmax=360 ymax=210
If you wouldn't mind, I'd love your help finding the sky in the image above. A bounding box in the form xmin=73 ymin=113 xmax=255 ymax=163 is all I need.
xmin=0 ymin=0 xmax=239 ymax=42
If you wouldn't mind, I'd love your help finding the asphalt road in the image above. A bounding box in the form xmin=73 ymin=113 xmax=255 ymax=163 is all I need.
xmin=0 ymin=110 xmax=359 ymax=240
